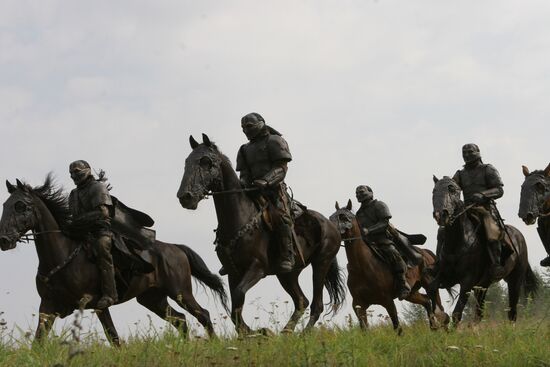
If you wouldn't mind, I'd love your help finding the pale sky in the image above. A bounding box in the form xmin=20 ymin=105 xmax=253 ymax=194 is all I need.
xmin=1 ymin=0 xmax=549 ymax=340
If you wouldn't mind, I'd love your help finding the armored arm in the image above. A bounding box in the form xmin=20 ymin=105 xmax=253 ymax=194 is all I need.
xmin=236 ymin=145 xmax=252 ymax=187
xmin=260 ymin=162 xmax=288 ymax=187
xmin=366 ymin=218 xmax=390 ymax=235
xmin=480 ymin=164 xmax=504 ymax=202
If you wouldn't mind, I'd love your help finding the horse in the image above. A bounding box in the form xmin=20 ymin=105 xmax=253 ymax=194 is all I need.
xmin=0 ymin=176 xmax=229 ymax=345
xmin=176 ymin=134 xmax=345 ymax=335
xmin=432 ymin=175 xmax=538 ymax=324
xmin=518 ymin=163 xmax=550 ymax=267
xmin=329 ymin=200 xmax=449 ymax=333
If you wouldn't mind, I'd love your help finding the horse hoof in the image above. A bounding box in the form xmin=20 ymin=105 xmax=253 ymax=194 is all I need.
xmin=258 ymin=327 xmax=274 ymax=337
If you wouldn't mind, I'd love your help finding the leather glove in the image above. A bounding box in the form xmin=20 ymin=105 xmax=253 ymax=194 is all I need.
xmin=253 ymin=179 xmax=268 ymax=189
xmin=472 ymin=193 xmax=485 ymax=203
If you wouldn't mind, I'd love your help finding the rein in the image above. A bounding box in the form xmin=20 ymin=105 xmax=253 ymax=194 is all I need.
xmin=448 ymin=203 xmax=475 ymax=226
xmin=206 ymin=187 xmax=259 ymax=196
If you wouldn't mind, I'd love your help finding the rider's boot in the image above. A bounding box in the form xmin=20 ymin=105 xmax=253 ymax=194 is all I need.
xmin=488 ymin=240 xmax=505 ymax=280
xmin=96 ymin=235 xmax=118 ymax=309
xmin=278 ymin=223 xmax=295 ymax=273
xmin=395 ymin=266 xmax=411 ymax=300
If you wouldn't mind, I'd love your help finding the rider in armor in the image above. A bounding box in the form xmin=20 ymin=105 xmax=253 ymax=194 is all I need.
xmin=452 ymin=144 xmax=505 ymax=279
xmin=355 ymin=185 xmax=411 ymax=300
xmin=229 ymin=112 xmax=295 ymax=273
xmin=68 ymin=160 xmax=118 ymax=309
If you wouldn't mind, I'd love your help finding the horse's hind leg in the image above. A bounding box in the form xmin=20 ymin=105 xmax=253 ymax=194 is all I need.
xmin=384 ymin=301 xmax=402 ymax=335
xmin=506 ymin=278 xmax=521 ymax=322
xmin=305 ymin=258 xmax=333 ymax=330
xmin=171 ymin=291 xmax=215 ymax=337
xmin=96 ymin=308 xmax=121 ymax=346
xmin=136 ymin=291 xmax=189 ymax=337
xmin=277 ymin=272 xmax=309 ymax=332
xmin=352 ymin=300 xmax=369 ymax=330
xmin=406 ymin=291 xmax=439 ymax=329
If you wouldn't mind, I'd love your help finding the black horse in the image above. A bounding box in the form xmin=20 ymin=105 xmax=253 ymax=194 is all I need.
xmin=518 ymin=163 xmax=550 ymax=267
xmin=432 ymin=175 xmax=537 ymax=323
xmin=177 ymin=134 xmax=345 ymax=334
xmin=0 ymin=176 xmax=228 ymax=345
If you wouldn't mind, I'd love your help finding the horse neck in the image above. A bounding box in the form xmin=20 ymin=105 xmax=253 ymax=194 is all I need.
xmin=32 ymin=197 xmax=74 ymax=273
xmin=345 ymin=220 xmax=376 ymax=268
xmin=212 ymin=159 xmax=257 ymax=239
xmin=444 ymin=203 xmax=474 ymax=252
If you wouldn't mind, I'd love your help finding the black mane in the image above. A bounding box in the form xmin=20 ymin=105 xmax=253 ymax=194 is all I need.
xmin=30 ymin=174 xmax=71 ymax=229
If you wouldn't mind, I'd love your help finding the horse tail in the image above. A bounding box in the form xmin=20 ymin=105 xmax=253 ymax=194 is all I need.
xmin=324 ymin=257 xmax=346 ymax=315
xmin=522 ymin=264 xmax=540 ymax=300
xmin=176 ymin=244 xmax=230 ymax=313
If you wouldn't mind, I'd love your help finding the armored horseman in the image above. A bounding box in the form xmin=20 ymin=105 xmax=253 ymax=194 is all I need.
xmin=355 ymin=185 xmax=411 ymax=300
xmin=452 ymin=143 xmax=505 ymax=278
xmin=68 ymin=160 xmax=117 ymax=309
xmin=220 ymin=112 xmax=295 ymax=274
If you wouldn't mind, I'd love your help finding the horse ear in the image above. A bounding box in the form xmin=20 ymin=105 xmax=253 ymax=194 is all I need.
xmin=544 ymin=163 xmax=550 ymax=177
xmin=189 ymin=135 xmax=199 ymax=150
xmin=346 ymin=199 xmax=353 ymax=210
xmin=522 ymin=165 xmax=530 ymax=177
xmin=16 ymin=179 xmax=24 ymax=189
xmin=202 ymin=133 xmax=212 ymax=147
xmin=6 ymin=180 xmax=15 ymax=193
xmin=335 ymin=201 xmax=340 ymax=210
xmin=433 ymin=175 xmax=439 ymax=183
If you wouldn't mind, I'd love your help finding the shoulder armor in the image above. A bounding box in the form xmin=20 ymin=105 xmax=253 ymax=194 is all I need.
xmin=485 ymin=164 xmax=504 ymax=187
xmin=88 ymin=181 xmax=113 ymax=208
xmin=267 ymin=134 xmax=292 ymax=162
xmin=374 ymin=200 xmax=392 ymax=220
xmin=236 ymin=144 xmax=249 ymax=172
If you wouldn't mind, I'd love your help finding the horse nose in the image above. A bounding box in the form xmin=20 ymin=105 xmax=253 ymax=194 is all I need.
xmin=0 ymin=236 xmax=11 ymax=251
xmin=178 ymin=192 xmax=193 ymax=205
xmin=523 ymin=212 xmax=536 ymax=225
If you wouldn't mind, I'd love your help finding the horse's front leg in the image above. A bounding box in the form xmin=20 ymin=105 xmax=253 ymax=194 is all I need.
xmin=34 ymin=299 xmax=57 ymax=342
xmin=228 ymin=260 xmax=265 ymax=335
xmin=451 ymin=287 xmax=471 ymax=326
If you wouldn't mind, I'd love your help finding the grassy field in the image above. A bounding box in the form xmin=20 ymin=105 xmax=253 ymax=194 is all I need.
xmin=0 ymin=317 xmax=548 ymax=367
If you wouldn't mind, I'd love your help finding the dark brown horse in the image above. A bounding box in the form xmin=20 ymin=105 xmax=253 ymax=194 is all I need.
xmin=177 ymin=134 xmax=345 ymax=334
xmin=330 ymin=200 xmax=449 ymax=333
xmin=432 ymin=175 xmax=538 ymax=324
xmin=518 ymin=163 xmax=550 ymax=267
xmin=0 ymin=176 xmax=228 ymax=345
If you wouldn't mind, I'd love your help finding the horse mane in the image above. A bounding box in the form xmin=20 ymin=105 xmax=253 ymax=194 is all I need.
xmin=29 ymin=173 xmax=71 ymax=229
xmin=199 ymin=141 xmax=233 ymax=167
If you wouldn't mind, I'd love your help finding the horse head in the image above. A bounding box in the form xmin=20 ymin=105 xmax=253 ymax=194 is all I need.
xmin=0 ymin=179 xmax=39 ymax=251
xmin=519 ymin=163 xmax=550 ymax=225
xmin=177 ymin=134 xmax=226 ymax=210
xmin=329 ymin=199 xmax=357 ymax=239
xmin=432 ymin=175 xmax=462 ymax=227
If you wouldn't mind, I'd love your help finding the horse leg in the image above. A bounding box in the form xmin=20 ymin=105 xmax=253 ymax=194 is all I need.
xmin=384 ymin=301 xmax=402 ymax=335
xmin=406 ymin=291 xmax=439 ymax=330
xmin=34 ymin=300 xmax=57 ymax=342
xmin=304 ymin=258 xmax=332 ymax=330
xmin=473 ymin=286 xmax=488 ymax=323
xmin=276 ymin=272 xmax=309 ymax=333
xmin=506 ymin=278 xmax=521 ymax=322
xmin=171 ymin=291 xmax=215 ymax=338
xmin=96 ymin=308 xmax=121 ymax=346
xmin=451 ymin=289 xmax=470 ymax=326
xmin=352 ymin=300 xmax=369 ymax=330
xmin=136 ymin=291 xmax=189 ymax=337
xmin=229 ymin=260 xmax=265 ymax=335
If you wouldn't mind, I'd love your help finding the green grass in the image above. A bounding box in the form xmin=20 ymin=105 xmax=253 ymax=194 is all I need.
xmin=1 ymin=319 xmax=549 ymax=367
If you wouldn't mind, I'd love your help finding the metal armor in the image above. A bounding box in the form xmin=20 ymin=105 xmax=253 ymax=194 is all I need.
xmin=236 ymin=127 xmax=294 ymax=272
xmin=453 ymin=163 xmax=504 ymax=205
xmin=69 ymin=177 xmax=117 ymax=308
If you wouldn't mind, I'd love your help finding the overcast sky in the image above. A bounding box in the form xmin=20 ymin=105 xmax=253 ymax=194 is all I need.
xmin=1 ymin=0 xmax=549 ymax=340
